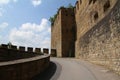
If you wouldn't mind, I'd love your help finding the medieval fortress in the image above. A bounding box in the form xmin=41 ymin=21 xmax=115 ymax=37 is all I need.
xmin=0 ymin=0 xmax=120 ymax=79
xmin=51 ymin=0 xmax=120 ymax=75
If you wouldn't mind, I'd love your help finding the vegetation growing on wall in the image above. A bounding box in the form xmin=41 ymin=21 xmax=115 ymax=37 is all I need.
xmin=49 ymin=3 xmax=74 ymax=26
xmin=49 ymin=14 xmax=57 ymax=26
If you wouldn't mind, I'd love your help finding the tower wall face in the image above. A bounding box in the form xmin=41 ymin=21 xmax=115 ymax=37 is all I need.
xmin=51 ymin=10 xmax=62 ymax=57
xmin=75 ymin=0 xmax=117 ymax=58
xmin=61 ymin=8 xmax=76 ymax=57
xmin=51 ymin=8 xmax=76 ymax=57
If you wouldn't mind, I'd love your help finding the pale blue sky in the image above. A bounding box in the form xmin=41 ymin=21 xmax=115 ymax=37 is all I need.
xmin=0 ymin=0 xmax=77 ymax=48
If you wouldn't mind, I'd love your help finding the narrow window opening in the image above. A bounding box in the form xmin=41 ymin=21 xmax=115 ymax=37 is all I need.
xmin=94 ymin=12 xmax=98 ymax=20
xmin=93 ymin=0 xmax=97 ymax=4
xmin=104 ymin=0 xmax=110 ymax=12
xmin=89 ymin=0 xmax=92 ymax=4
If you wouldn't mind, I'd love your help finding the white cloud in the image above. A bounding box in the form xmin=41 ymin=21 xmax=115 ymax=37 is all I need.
xmin=9 ymin=18 xmax=51 ymax=48
xmin=0 ymin=22 xmax=8 ymax=31
xmin=0 ymin=0 xmax=17 ymax=5
xmin=19 ymin=19 xmax=49 ymax=32
xmin=31 ymin=0 xmax=42 ymax=7
xmin=0 ymin=0 xmax=10 ymax=5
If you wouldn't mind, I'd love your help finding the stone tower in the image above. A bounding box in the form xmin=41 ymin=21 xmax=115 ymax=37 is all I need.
xmin=51 ymin=7 xmax=76 ymax=57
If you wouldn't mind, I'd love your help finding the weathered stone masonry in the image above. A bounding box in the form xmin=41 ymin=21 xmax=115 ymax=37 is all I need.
xmin=51 ymin=0 xmax=120 ymax=75
xmin=78 ymin=0 xmax=120 ymax=75
xmin=51 ymin=7 xmax=76 ymax=57
xmin=0 ymin=44 xmax=50 ymax=80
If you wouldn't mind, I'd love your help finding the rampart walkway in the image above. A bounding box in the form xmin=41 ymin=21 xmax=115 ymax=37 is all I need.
xmin=34 ymin=58 xmax=120 ymax=80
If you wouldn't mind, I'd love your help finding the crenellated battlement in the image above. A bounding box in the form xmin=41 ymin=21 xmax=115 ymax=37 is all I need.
xmin=0 ymin=44 xmax=50 ymax=53
xmin=0 ymin=44 xmax=41 ymax=53
xmin=0 ymin=44 xmax=50 ymax=62
xmin=0 ymin=44 xmax=50 ymax=80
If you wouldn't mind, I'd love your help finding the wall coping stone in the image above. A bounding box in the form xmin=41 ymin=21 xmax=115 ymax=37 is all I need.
xmin=0 ymin=54 xmax=50 ymax=66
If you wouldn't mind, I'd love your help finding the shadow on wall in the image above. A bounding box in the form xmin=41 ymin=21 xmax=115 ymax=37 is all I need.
xmin=33 ymin=61 xmax=62 ymax=80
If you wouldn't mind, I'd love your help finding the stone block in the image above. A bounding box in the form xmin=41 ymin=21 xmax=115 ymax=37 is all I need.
xmin=27 ymin=47 xmax=33 ymax=52
xmin=35 ymin=48 xmax=41 ymax=53
xmin=11 ymin=45 xmax=17 ymax=50
xmin=43 ymin=48 xmax=49 ymax=54
xmin=19 ymin=46 xmax=25 ymax=51
xmin=0 ymin=44 xmax=8 ymax=49
xmin=51 ymin=49 xmax=57 ymax=57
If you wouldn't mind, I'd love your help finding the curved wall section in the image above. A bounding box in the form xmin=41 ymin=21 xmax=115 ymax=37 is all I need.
xmin=0 ymin=55 xmax=50 ymax=80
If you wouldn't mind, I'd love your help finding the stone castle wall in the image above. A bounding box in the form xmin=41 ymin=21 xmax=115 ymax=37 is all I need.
xmin=76 ymin=0 xmax=120 ymax=75
xmin=51 ymin=9 xmax=62 ymax=57
xmin=0 ymin=54 xmax=50 ymax=80
xmin=61 ymin=8 xmax=76 ymax=57
xmin=51 ymin=0 xmax=120 ymax=75
xmin=75 ymin=0 xmax=117 ymax=57
xmin=0 ymin=44 xmax=50 ymax=80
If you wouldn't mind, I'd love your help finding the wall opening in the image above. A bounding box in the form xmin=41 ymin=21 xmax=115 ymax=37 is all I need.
xmin=94 ymin=12 xmax=98 ymax=20
xmin=80 ymin=0 xmax=82 ymax=4
xmin=90 ymin=11 xmax=99 ymax=23
xmin=104 ymin=0 xmax=110 ymax=12
xmin=89 ymin=0 xmax=92 ymax=4
xmin=93 ymin=0 xmax=97 ymax=4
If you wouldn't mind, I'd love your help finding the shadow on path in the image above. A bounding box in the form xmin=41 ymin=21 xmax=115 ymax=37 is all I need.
xmin=32 ymin=61 xmax=62 ymax=80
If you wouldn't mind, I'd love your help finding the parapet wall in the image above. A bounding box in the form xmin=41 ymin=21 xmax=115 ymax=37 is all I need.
xmin=0 ymin=55 xmax=50 ymax=80
xmin=0 ymin=44 xmax=49 ymax=62
xmin=77 ymin=0 xmax=120 ymax=75
xmin=0 ymin=44 xmax=50 ymax=80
